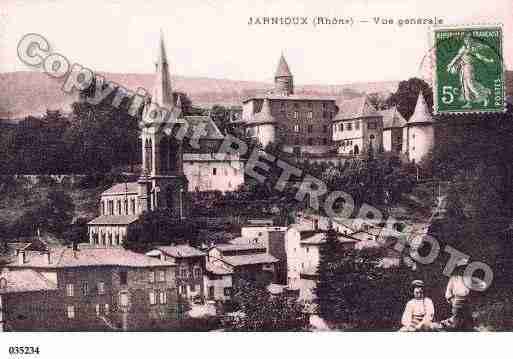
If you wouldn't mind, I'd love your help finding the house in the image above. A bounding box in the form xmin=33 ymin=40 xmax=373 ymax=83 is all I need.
xmin=0 ymin=268 xmax=58 ymax=331
xmin=183 ymin=153 xmax=244 ymax=192
xmin=332 ymin=96 xmax=384 ymax=155
xmin=145 ymin=245 xmax=206 ymax=302
xmin=380 ymin=107 xmax=407 ymax=153
xmin=204 ymin=261 xmax=233 ymax=303
xmin=207 ymin=243 xmax=278 ymax=288
xmin=4 ymin=246 xmax=180 ymax=331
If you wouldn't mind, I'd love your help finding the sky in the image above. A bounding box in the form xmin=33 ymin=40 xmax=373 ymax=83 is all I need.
xmin=1 ymin=0 xmax=512 ymax=85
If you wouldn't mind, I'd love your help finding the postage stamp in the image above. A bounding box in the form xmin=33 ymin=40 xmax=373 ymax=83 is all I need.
xmin=433 ymin=25 xmax=505 ymax=115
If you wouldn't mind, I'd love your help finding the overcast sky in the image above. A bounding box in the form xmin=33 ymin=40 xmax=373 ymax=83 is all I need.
xmin=1 ymin=0 xmax=512 ymax=85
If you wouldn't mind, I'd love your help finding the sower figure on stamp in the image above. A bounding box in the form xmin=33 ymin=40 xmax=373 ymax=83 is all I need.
xmin=399 ymin=280 xmax=436 ymax=332
xmin=446 ymin=33 xmax=495 ymax=109
xmin=440 ymin=259 xmax=474 ymax=331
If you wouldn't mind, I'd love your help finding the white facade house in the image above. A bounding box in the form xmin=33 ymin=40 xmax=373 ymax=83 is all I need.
xmin=380 ymin=107 xmax=407 ymax=153
xmin=183 ymin=153 xmax=244 ymax=192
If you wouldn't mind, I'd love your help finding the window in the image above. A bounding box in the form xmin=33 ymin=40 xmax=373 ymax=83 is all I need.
xmin=114 ymin=233 xmax=120 ymax=246
xmin=104 ymin=304 xmax=109 ymax=315
xmin=130 ymin=199 xmax=136 ymax=214
xmin=97 ymin=282 xmax=105 ymax=295
xmin=193 ymin=267 xmax=201 ymax=278
xmin=307 ymin=138 xmax=313 ymax=146
xmin=159 ymin=290 xmax=167 ymax=304
xmin=208 ymin=286 xmax=215 ymax=299
xmin=108 ymin=200 xmax=114 ymax=215
xmin=120 ymin=271 xmax=128 ymax=285
xmin=195 ymin=284 xmax=201 ymax=293
xmin=108 ymin=233 xmax=112 ymax=246
xmin=223 ymin=287 xmax=232 ymax=297
xmin=293 ymin=124 xmax=300 ymax=132
xmin=67 ymin=305 xmax=75 ymax=319
xmin=157 ymin=270 xmax=165 ymax=282
xmin=101 ymin=201 xmax=105 ymax=215
xmin=117 ymin=200 xmax=122 ymax=215
xmin=307 ymin=111 xmax=313 ymax=119
xmin=189 ymin=284 xmax=196 ymax=293
xmin=149 ymin=271 xmax=155 ymax=283
xmin=179 ymin=285 xmax=187 ymax=295
xmin=119 ymin=292 xmax=129 ymax=307
xmin=293 ymin=111 xmax=298 ymax=119
xmin=95 ymin=304 xmax=100 ymax=316
xmin=307 ymin=125 xmax=313 ymax=133
xmin=66 ymin=283 xmax=74 ymax=297
xmin=346 ymin=123 xmax=353 ymax=131
xmin=212 ymin=168 xmax=217 ymax=176
xmin=355 ymin=121 xmax=360 ymax=130
xmin=82 ymin=282 xmax=89 ymax=296
xmin=294 ymin=103 xmax=299 ymax=109
xmin=333 ymin=124 xmax=337 ymax=132
xmin=322 ymin=103 xmax=327 ymax=109
xmin=322 ymin=138 xmax=328 ymax=145
xmin=124 ymin=199 xmax=128 ymax=215
xmin=149 ymin=291 xmax=156 ymax=305
xmin=280 ymin=102 xmax=286 ymax=112
xmin=323 ymin=125 xmax=327 ymax=133
xmin=368 ymin=121 xmax=377 ymax=130
xmin=180 ymin=267 xmax=188 ymax=278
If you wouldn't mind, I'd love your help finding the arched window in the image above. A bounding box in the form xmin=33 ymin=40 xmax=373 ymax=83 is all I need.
xmin=354 ymin=145 xmax=360 ymax=155
xmin=145 ymin=138 xmax=152 ymax=173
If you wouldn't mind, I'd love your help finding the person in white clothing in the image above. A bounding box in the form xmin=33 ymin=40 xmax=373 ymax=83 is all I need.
xmin=400 ymin=280 xmax=435 ymax=332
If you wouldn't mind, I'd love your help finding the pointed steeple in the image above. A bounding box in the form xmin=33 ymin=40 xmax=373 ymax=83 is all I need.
xmin=408 ymin=92 xmax=433 ymax=125
xmin=151 ymin=31 xmax=174 ymax=109
xmin=275 ymin=54 xmax=292 ymax=78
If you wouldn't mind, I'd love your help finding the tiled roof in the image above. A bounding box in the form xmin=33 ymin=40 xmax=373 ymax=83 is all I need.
xmin=156 ymin=245 xmax=206 ymax=258
xmin=222 ymin=253 xmax=278 ymax=267
xmin=6 ymin=247 xmax=175 ymax=268
xmin=275 ymin=54 xmax=292 ymax=78
xmin=301 ymin=232 xmax=358 ymax=245
xmin=205 ymin=261 xmax=233 ymax=275
xmin=215 ymin=243 xmax=266 ymax=252
xmin=87 ymin=215 xmax=139 ymax=225
xmin=407 ymin=92 xmax=433 ymax=125
xmin=243 ymin=93 xmax=336 ymax=103
xmin=334 ymin=96 xmax=381 ymax=121
xmin=183 ymin=153 xmax=242 ymax=162
xmin=380 ymin=107 xmax=407 ymax=129
xmin=246 ymin=98 xmax=276 ymax=126
xmin=0 ymin=269 xmax=58 ymax=293
xmin=184 ymin=116 xmax=224 ymax=140
xmin=102 ymin=182 xmax=139 ymax=196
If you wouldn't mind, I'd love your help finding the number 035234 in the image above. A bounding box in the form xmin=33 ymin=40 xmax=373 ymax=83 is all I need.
xmin=8 ymin=346 xmax=40 ymax=355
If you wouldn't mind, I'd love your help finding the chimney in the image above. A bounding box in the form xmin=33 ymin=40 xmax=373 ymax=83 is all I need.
xmin=17 ymin=250 xmax=26 ymax=265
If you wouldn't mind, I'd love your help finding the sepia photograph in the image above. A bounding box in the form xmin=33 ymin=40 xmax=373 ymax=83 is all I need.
xmin=0 ymin=0 xmax=512 ymax=357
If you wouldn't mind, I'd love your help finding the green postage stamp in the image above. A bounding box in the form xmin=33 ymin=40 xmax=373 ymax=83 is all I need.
xmin=433 ymin=25 xmax=505 ymax=114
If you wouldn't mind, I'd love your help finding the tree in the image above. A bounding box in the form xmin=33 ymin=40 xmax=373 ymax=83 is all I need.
xmin=387 ymin=78 xmax=433 ymax=120
xmin=227 ymin=279 xmax=308 ymax=331
xmin=44 ymin=189 xmax=76 ymax=235
xmin=123 ymin=209 xmax=199 ymax=252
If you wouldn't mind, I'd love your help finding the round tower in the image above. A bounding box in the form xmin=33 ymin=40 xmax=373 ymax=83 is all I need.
xmin=406 ymin=92 xmax=435 ymax=164
xmin=274 ymin=54 xmax=294 ymax=96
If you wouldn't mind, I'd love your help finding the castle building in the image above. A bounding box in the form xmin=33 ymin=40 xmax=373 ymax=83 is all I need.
xmin=404 ymin=93 xmax=435 ymax=163
xmin=332 ymin=96 xmax=384 ymax=155
xmin=380 ymin=107 xmax=407 ymax=154
xmin=242 ymin=55 xmax=338 ymax=155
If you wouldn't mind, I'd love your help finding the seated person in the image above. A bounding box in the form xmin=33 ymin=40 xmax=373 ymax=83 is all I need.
xmin=400 ymin=280 xmax=435 ymax=332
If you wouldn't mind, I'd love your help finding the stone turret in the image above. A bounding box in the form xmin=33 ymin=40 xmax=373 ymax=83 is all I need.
xmin=274 ymin=54 xmax=293 ymax=96
xmin=405 ymin=92 xmax=435 ymax=163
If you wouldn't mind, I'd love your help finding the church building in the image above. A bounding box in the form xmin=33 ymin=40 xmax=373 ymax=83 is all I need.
xmin=88 ymin=34 xmax=188 ymax=247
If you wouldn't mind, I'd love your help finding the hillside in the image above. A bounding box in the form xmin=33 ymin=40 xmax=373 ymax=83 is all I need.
xmin=0 ymin=71 xmax=398 ymax=119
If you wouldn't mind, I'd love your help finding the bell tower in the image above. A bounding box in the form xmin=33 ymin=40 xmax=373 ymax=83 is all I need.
xmin=138 ymin=32 xmax=188 ymax=218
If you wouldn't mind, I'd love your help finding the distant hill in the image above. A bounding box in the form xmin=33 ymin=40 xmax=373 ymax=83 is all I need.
xmin=0 ymin=71 xmax=398 ymax=119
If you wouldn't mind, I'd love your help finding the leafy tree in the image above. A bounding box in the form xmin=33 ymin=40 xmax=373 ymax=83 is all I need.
xmin=387 ymin=78 xmax=433 ymax=120
xmin=227 ymin=279 xmax=308 ymax=331
xmin=44 ymin=189 xmax=76 ymax=235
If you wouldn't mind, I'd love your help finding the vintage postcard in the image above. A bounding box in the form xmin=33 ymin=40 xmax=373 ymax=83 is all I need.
xmin=0 ymin=0 xmax=512 ymax=357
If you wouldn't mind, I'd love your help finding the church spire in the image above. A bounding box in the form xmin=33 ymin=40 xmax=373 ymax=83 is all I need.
xmin=151 ymin=31 xmax=174 ymax=109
